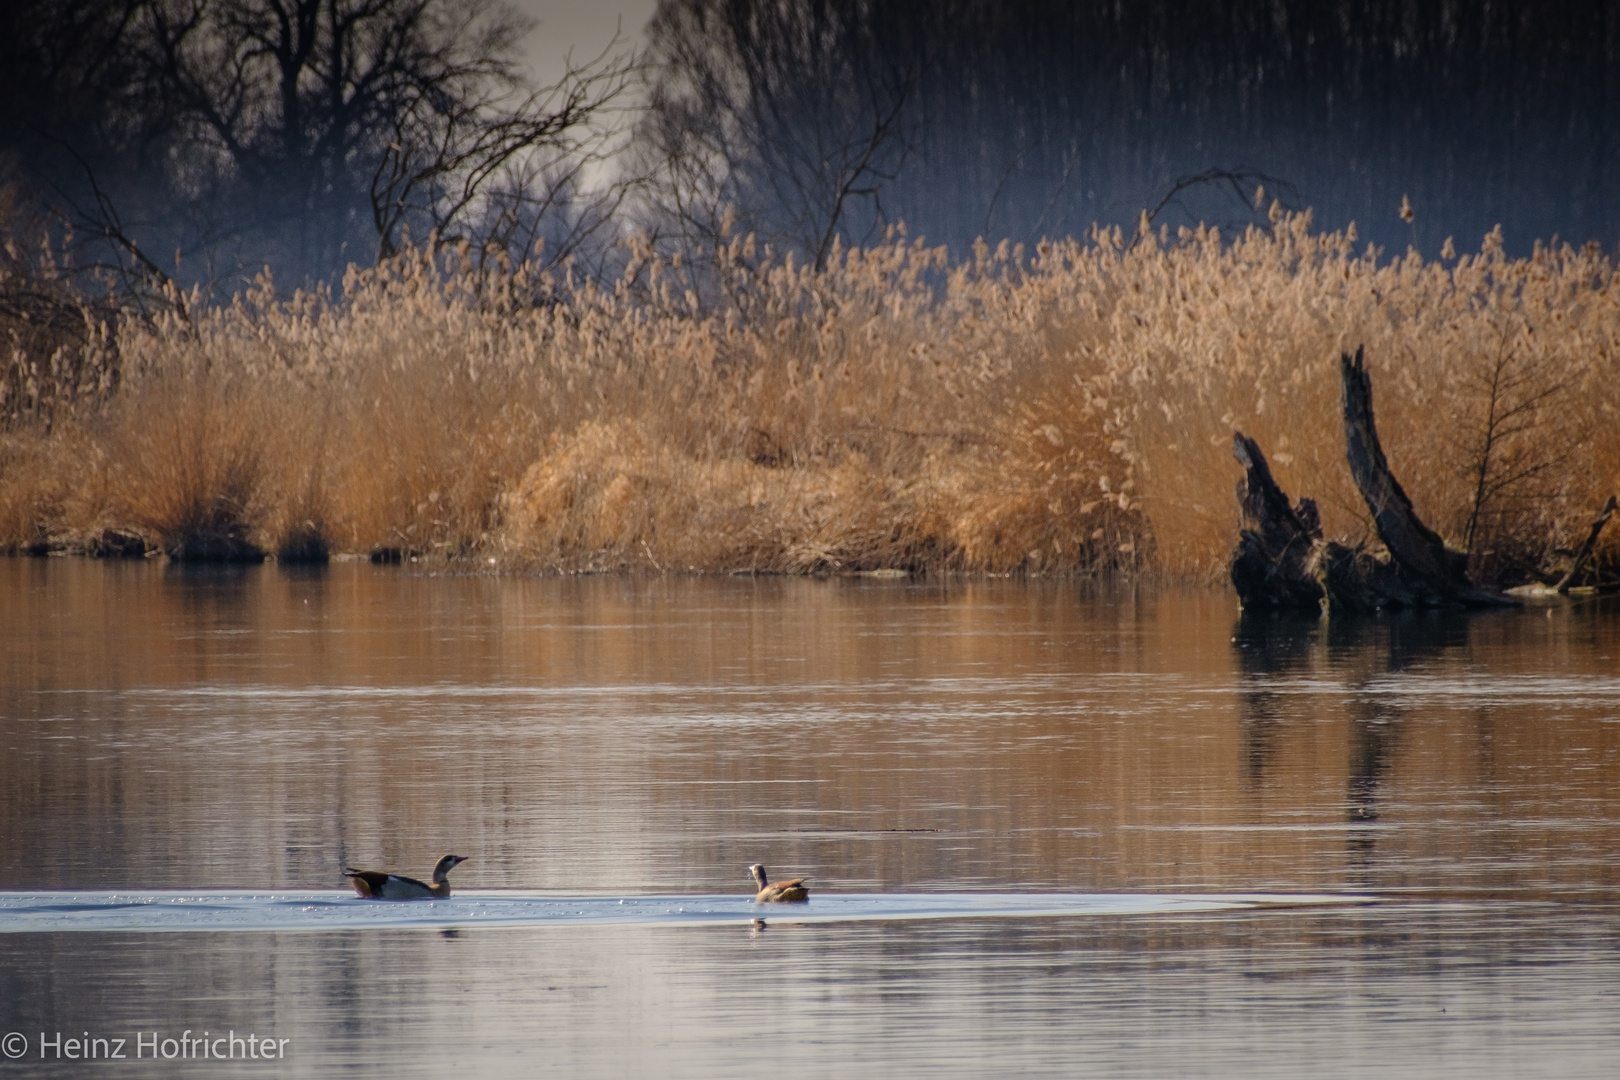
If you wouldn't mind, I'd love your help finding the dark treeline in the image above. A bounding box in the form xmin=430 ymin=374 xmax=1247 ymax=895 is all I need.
xmin=1 ymin=0 xmax=1616 ymax=297
xmin=639 ymin=0 xmax=1620 ymax=264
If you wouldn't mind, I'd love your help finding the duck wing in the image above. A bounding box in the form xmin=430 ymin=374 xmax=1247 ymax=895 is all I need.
xmin=346 ymin=869 xmax=388 ymax=897
xmin=758 ymin=878 xmax=810 ymax=902
xmin=346 ymin=869 xmax=434 ymax=900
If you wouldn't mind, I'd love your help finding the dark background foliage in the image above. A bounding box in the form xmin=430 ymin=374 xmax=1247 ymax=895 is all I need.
xmin=640 ymin=0 xmax=1620 ymax=262
xmin=2 ymin=0 xmax=1616 ymax=295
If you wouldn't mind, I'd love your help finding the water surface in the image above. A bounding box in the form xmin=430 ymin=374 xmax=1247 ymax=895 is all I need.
xmin=1 ymin=560 xmax=1617 ymax=1076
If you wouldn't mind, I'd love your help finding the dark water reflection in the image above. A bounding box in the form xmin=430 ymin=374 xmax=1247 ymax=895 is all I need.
xmin=2 ymin=560 xmax=1618 ymax=1077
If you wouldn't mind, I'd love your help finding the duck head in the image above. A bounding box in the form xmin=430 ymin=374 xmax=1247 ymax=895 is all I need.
xmin=432 ymin=854 xmax=469 ymax=884
xmin=747 ymin=863 xmax=768 ymax=888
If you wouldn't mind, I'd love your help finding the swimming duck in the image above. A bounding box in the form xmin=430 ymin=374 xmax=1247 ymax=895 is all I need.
xmin=346 ymin=855 xmax=467 ymax=900
xmin=748 ymin=863 xmax=809 ymax=903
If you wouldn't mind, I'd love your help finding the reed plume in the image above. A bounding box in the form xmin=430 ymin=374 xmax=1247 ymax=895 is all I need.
xmin=1 ymin=218 xmax=1614 ymax=581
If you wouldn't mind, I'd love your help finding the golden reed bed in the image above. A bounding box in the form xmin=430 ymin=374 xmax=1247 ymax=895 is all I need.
xmin=3 ymin=212 xmax=1617 ymax=581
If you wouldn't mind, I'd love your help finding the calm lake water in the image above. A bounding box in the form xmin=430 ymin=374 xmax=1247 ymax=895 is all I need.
xmin=1 ymin=559 xmax=1617 ymax=1077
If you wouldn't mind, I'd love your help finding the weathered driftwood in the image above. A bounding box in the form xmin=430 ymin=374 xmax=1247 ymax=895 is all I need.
xmin=1230 ymin=347 xmax=1514 ymax=612
xmin=1506 ymin=494 xmax=1620 ymax=597
xmin=1231 ymin=433 xmax=1408 ymax=612
xmin=1230 ymin=432 xmax=1324 ymax=610
xmin=1553 ymin=495 xmax=1617 ymax=593
xmin=1338 ymin=348 xmax=1510 ymax=608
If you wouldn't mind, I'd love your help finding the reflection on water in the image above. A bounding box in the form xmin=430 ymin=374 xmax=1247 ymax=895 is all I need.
xmin=0 ymin=890 xmax=1352 ymax=933
xmin=1 ymin=560 xmax=1618 ymax=1077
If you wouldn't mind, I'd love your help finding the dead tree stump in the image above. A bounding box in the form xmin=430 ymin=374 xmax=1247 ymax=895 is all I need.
xmin=1230 ymin=432 xmax=1324 ymax=610
xmin=1230 ymin=347 xmax=1515 ymax=612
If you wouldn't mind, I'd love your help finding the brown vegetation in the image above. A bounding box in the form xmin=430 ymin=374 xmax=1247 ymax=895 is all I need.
xmin=2 ymin=212 xmax=1617 ymax=580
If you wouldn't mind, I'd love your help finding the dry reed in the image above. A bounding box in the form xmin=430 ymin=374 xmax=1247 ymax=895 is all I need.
xmin=1 ymin=214 xmax=1616 ymax=580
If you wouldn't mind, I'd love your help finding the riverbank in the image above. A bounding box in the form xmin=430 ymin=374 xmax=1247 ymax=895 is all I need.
xmin=4 ymin=215 xmax=1617 ymax=583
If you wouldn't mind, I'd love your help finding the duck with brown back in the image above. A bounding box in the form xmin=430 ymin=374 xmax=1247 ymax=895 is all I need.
xmin=748 ymin=863 xmax=809 ymax=903
xmin=346 ymin=855 xmax=468 ymax=900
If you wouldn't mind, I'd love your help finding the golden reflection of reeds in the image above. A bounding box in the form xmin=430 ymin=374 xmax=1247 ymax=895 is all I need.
xmin=4 ymin=565 xmax=1618 ymax=894
xmin=2 ymin=218 xmax=1616 ymax=577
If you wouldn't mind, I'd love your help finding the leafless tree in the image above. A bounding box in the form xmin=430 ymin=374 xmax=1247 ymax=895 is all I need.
xmin=636 ymin=0 xmax=925 ymax=272
xmin=368 ymin=37 xmax=639 ymax=269
xmin=3 ymin=0 xmax=639 ymax=289
xmin=1457 ymin=325 xmax=1572 ymax=574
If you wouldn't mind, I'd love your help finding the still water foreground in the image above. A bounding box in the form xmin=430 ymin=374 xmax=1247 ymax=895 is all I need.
xmin=1 ymin=560 xmax=1617 ymax=1077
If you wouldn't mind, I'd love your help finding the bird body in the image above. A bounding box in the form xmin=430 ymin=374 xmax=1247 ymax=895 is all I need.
xmin=346 ymin=854 xmax=467 ymax=899
xmin=748 ymin=863 xmax=809 ymax=903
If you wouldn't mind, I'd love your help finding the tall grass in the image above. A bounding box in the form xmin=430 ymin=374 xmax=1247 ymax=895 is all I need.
xmin=2 ymin=215 xmax=1616 ymax=579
